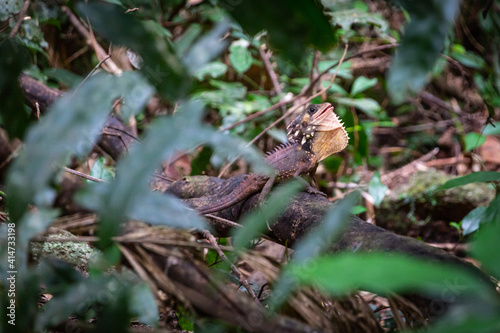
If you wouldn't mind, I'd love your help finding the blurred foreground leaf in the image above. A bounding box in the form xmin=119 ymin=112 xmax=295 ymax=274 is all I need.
xmin=473 ymin=194 xmax=500 ymax=280
xmin=387 ymin=0 xmax=460 ymax=102
xmin=78 ymin=1 xmax=190 ymax=100
xmin=220 ymin=0 xmax=335 ymax=62
xmin=437 ymin=171 xmax=500 ymax=190
xmin=231 ymin=180 xmax=304 ymax=251
xmin=7 ymin=72 xmax=149 ymax=222
xmin=289 ymin=252 xmax=492 ymax=297
xmin=77 ymin=100 xmax=268 ymax=247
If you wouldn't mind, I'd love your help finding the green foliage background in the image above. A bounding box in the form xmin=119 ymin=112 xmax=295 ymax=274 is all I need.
xmin=1 ymin=0 xmax=500 ymax=332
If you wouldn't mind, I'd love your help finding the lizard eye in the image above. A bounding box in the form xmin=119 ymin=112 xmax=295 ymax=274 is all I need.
xmin=307 ymin=105 xmax=317 ymax=114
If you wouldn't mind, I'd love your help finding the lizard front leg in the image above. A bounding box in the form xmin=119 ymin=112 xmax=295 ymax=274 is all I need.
xmin=257 ymin=175 xmax=276 ymax=203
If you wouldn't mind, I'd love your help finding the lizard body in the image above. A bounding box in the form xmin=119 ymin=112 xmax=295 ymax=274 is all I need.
xmin=196 ymin=103 xmax=348 ymax=215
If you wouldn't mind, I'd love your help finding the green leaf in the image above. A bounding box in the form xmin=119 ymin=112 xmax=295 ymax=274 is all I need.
xmin=36 ymin=273 xmax=152 ymax=330
xmin=483 ymin=121 xmax=500 ymax=135
xmin=318 ymin=60 xmax=353 ymax=79
xmin=229 ymin=40 xmax=252 ymax=74
xmin=129 ymin=282 xmax=159 ymax=326
xmin=472 ymin=194 xmax=500 ymax=280
xmin=16 ymin=209 xmax=59 ymax=274
xmin=0 ymin=0 xmax=23 ymax=21
xmin=462 ymin=206 xmax=487 ymax=236
xmin=328 ymin=8 xmax=389 ymax=37
xmin=7 ymin=72 xmax=148 ymax=222
xmin=232 ymin=180 xmax=304 ymax=252
xmin=78 ymin=101 xmax=267 ymax=247
xmin=368 ymin=171 xmax=387 ymax=207
xmin=387 ymin=0 xmax=460 ymax=103
xmin=350 ymin=76 xmax=378 ymax=96
xmin=219 ymin=0 xmax=336 ymax=63
xmin=464 ymin=132 xmax=486 ymax=151
xmin=174 ymin=23 xmax=203 ymax=56
xmin=89 ymin=157 xmax=115 ymax=183
xmin=0 ymin=39 xmax=30 ymax=139
xmin=426 ymin=301 xmax=500 ymax=333
xmin=193 ymin=62 xmax=228 ymax=80
xmin=451 ymin=49 xmax=487 ymax=70
xmin=130 ymin=191 xmax=207 ymax=229
xmin=351 ymin=205 xmax=367 ymax=214
xmin=77 ymin=1 xmax=190 ymax=100
xmin=335 ymin=97 xmax=381 ymax=118
xmin=437 ymin=171 xmax=500 ymax=190
xmin=183 ymin=21 xmax=231 ymax=74
xmin=289 ymin=252 xmax=491 ymax=297
xmin=44 ymin=68 xmax=83 ymax=87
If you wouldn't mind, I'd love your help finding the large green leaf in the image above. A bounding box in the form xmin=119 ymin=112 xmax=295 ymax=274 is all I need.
xmin=437 ymin=171 xmax=500 ymax=190
xmin=6 ymin=72 xmax=150 ymax=222
xmin=387 ymin=0 xmax=460 ymax=102
xmin=78 ymin=100 xmax=268 ymax=247
xmin=350 ymin=76 xmax=378 ymax=96
xmin=473 ymin=194 xmax=500 ymax=280
xmin=35 ymin=272 xmax=157 ymax=330
xmin=270 ymin=192 xmax=358 ymax=309
xmin=293 ymin=191 xmax=359 ymax=264
xmin=462 ymin=206 xmax=487 ymax=236
xmin=231 ymin=180 xmax=304 ymax=252
xmin=289 ymin=253 xmax=492 ymax=297
xmin=219 ymin=0 xmax=335 ymax=62
xmin=77 ymin=1 xmax=190 ymax=100
xmin=183 ymin=21 xmax=231 ymax=74
xmin=0 ymin=39 xmax=30 ymax=139
xmin=426 ymin=301 xmax=500 ymax=333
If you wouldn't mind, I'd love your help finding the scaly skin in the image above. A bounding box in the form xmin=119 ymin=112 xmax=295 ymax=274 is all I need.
xmin=196 ymin=103 xmax=348 ymax=215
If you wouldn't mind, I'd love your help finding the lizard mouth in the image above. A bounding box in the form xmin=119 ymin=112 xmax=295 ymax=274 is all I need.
xmin=317 ymin=104 xmax=334 ymax=118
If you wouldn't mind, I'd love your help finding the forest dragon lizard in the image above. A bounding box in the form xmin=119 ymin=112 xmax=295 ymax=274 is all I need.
xmin=196 ymin=103 xmax=349 ymax=215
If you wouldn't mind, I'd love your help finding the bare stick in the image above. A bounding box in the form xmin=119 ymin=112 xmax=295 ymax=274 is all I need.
xmin=205 ymin=214 xmax=242 ymax=228
xmin=303 ymin=43 xmax=398 ymax=95
xmin=259 ymin=45 xmax=287 ymax=115
xmin=62 ymin=6 xmax=122 ymax=75
xmin=9 ymin=0 xmax=30 ymax=38
xmin=64 ymin=167 xmax=106 ymax=183
xmin=73 ymin=55 xmax=111 ymax=95
xmin=220 ymin=95 xmax=300 ymax=132
xmin=222 ymin=44 xmax=397 ymax=133
xmin=203 ymin=230 xmax=261 ymax=303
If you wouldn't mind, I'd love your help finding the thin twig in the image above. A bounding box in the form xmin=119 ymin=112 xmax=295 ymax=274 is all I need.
xmin=9 ymin=0 xmax=30 ymax=38
xmin=203 ymin=230 xmax=261 ymax=303
xmin=204 ymin=214 xmax=242 ymax=228
xmin=221 ymin=44 xmax=395 ymax=133
xmin=64 ymin=167 xmax=106 ymax=183
xmin=220 ymin=95 xmax=300 ymax=132
xmin=304 ymin=43 xmax=398 ymax=95
xmin=73 ymin=55 xmax=111 ymax=95
xmin=259 ymin=45 xmax=287 ymax=115
xmin=62 ymin=6 xmax=122 ymax=75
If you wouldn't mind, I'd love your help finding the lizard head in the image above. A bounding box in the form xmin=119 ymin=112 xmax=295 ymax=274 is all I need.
xmin=287 ymin=103 xmax=349 ymax=161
